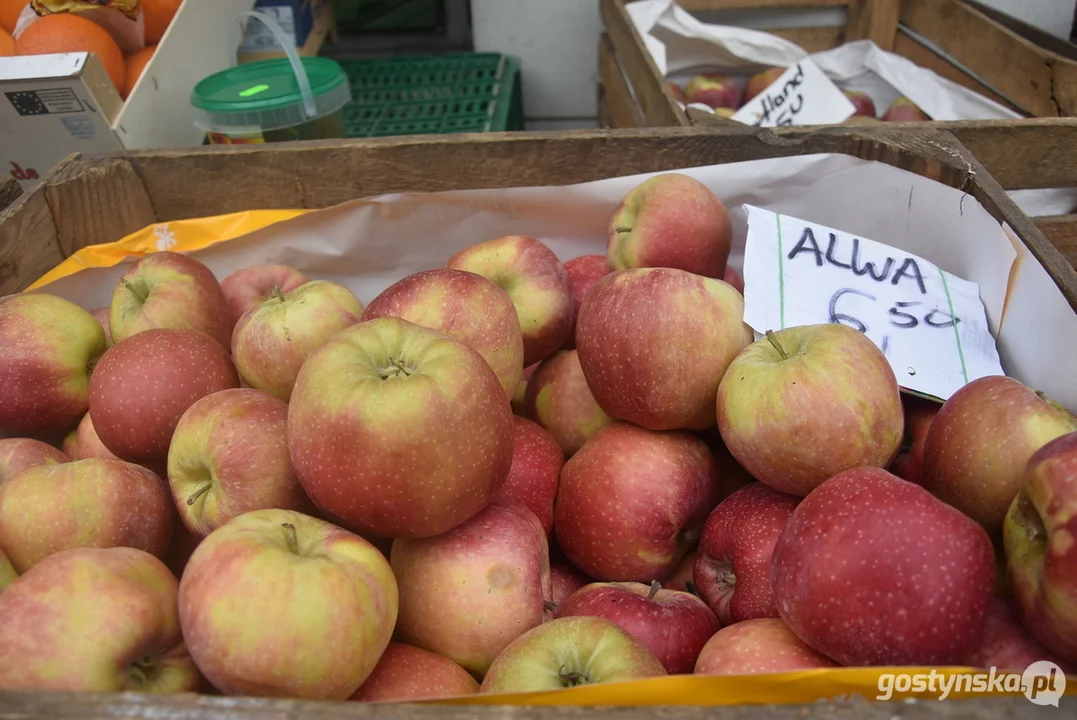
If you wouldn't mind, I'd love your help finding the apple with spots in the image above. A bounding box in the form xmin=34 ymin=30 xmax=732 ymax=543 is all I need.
xmin=220 ymin=264 xmax=310 ymax=323
xmin=563 ymin=255 xmax=611 ymax=350
xmin=963 ymin=598 xmax=1075 ymax=673
xmin=694 ymin=618 xmax=836 ymax=676
xmin=662 ymin=549 xmax=698 ymax=595
xmin=350 ymin=643 xmax=479 ymax=702
xmin=550 ymin=563 xmax=592 ymax=616
xmin=524 ymin=349 xmax=614 ymax=457
xmin=490 ymin=417 xmax=563 ymax=535
xmin=0 ymin=438 xmax=68 ymax=483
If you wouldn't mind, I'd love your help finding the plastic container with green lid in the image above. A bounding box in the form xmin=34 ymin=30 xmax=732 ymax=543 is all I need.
xmin=191 ymin=11 xmax=353 ymax=145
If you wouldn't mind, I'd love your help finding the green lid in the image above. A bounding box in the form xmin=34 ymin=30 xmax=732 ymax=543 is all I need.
xmin=191 ymin=57 xmax=352 ymax=133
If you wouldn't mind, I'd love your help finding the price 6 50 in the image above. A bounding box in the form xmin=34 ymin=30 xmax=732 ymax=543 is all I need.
xmin=829 ymin=288 xmax=961 ymax=334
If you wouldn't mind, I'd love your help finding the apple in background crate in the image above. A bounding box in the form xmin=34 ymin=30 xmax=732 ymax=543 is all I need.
xmin=685 ymin=73 xmax=743 ymax=110
xmin=883 ymin=96 xmax=930 ymax=121
xmin=743 ymin=67 xmax=785 ymax=104
xmin=843 ymin=90 xmax=876 ymax=117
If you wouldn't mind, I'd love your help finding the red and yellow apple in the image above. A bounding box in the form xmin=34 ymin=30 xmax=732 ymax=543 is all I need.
xmin=0 ymin=438 xmax=68 ymax=484
xmin=350 ymin=643 xmax=479 ymax=702
xmin=694 ymin=618 xmax=835 ymax=675
xmin=685 ymin=73 xmax=743 ymax=109
xmin=220 ymin=263 xmax=310 ymax=323
xmin=743 ymin=67 xmax=785 ymax=104
xmin=889 ymin=393 xmax=940 ymax=485
xmin=491 ymin=417 xmax=563 ymax=535
xmin=525 ymin=349 xmax=614 ymax=457
xmin=883 ymin=96 xmax=930 ymax=121
xmin=563 ymin=255 xmax=611 ymax=350
xmin=550 ymin=563 xmax=592 ymax=616
xmin=843 ymin=90 xmax=876 ymax=117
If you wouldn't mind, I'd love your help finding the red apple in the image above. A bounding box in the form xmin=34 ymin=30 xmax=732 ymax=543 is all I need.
xmin=563 ymin=255 xmax=611 ymax=350
xmin=607 ymin=174 xmax=733 ymax=279
xmin=685 ymin=73 xmax=743 ymax=110
xmin=550 ymin=563 xmax=592 ymax=616
xmin=843 ymin=90 xmax=876 ymax=117
xmin=694 ymin=618 xmax=836 ymax=675
xmin=179 ymin=509 xmax=398 ymax=700
xmin=391 ymin=502 xmax=551 ymax=676
xmin=512 ymin=362 xmax=539 ymax=416
xmin=220 ymin=263 xmax=310 ymax=323
xmin=109 ymin=251 xmax=234 ymax=349
xmin=694 ymin=482 xmax=799 ymax=625
xmin=0 ymin=438 xmax=68 ymax=484
xmin=91 ymin=307 xmax=113 ymax=346
xmin=231 ymin=280 xmax=364 ymax=402
xmin=883 ymin=96 xmax=930 ymax=121
xmin=288 ymin=317 xmax=514 ymax=539
xmin=0 ymin=547 xmax=199 ymax=692
xmin=490 ymin=417 xmax=562 ymax=535
xmin=0 ymin=457 xmax=174 ymax=574
xmin=889 ymin=393 xmax=940 ymax=485
xmin=361 ymin=269 xmax=524 ymax=399
xmin=88 ymin=329 xmax=239 ymax=463
xmin=559 ymin=580 xmax=720 ymax=674
xmin=446 ymin=236 xmax=573 ymax=367
xmin=963 ymin=598 xmax=1075 ymax=672
xmin=662 ymin=550 xmax=698 ymax=595
xmin=743 ymin=67 xmax=785 ymax=104
xmin=555 ymin=422 xmax=719 ymax=582
xmin=0 ymin=294 xmax=107 ymax=437
xmin=771 ymin=467 xmax=995 ymax=666
xmin=717 ymin=324 xmax=904 ymax=497
xmin=1004 ymin=431 xmax=1077 ymax=665
xmin=479 ymin=616 xmax=665 ymax=693
xmin=524 ymin=350 xmax=614 ymax=458
xmin=69 ymin=411 xmax=119 ymax=460
xmin=695 ymin=427 xmax=755 ymax=501
xmin=577 ymin=268 xmax=752 ymax=431
xmin=923 ymin=376 xmax=1077 ymax=536
xmin=168 ymin=388 xmax=316 ymax=537
xmin=350 ymin=643 xmax=479 ymax=702
xmin=723 ymin=265 xmax=744 ymax=294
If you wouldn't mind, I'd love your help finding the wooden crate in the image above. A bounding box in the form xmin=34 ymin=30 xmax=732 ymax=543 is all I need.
xmin=0 ymin=126 xmax=1075 ymax=718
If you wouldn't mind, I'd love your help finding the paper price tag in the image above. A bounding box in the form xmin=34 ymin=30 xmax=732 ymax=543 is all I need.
xmin=732 ymin=58 xmax=856 ymax=127
xmin=741 ymin=205 xmax=1005 ymax=401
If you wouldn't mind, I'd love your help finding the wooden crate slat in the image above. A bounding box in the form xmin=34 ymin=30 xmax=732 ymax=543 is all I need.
xmin=890 ymin=31 xmax=1020 ymax=113
xmin=766 ymin=25 xmax=844 ymax=52
xmin=844 ymin=0 xmax=900 ymax=51
xmin=599 ymin=33 xmax=648 ymax=128
xmin=677 ymin=0 xmax=850 ymax=8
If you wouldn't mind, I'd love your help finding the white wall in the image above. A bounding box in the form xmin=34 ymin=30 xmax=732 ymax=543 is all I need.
xmin=975 ymin=0 xmax=1075 ymax=39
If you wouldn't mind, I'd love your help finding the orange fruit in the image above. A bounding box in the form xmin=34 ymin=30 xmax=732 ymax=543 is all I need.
xmin=16 ymin=14 xmax=125 ymax=93
xmin=123 ymin=44 xmax=155 ymax=99
xmin=0 ymin=28 xmax=14 ymax=57
xmin=142 ymin=0 xmax=181 ymax=44
xmin=0 ymin=0 xmax=27 ymax=34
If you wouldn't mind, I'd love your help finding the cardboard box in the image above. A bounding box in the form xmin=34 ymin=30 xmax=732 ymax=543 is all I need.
xmin=0 ymin=0 xmax=257 ymax=192
xmin=237 ymin=0 xmax=335 ymax=63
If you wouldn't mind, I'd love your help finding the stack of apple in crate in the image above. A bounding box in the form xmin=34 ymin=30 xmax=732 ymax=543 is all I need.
xmin=0 ymin=173 xmax=1074 ymax=701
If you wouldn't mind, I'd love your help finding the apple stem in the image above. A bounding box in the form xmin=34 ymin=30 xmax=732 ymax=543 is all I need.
xmin=544 ymin=601 xmax=557 ymax=613
xmin=647 ymin=580 xmax=661 ymax=600
xmin=613 ymin=226 xmax=632 ymax=234
xmin=272 ymin=286 xmax=286 ymax=303
xmin=186 ymin=484 xmax=212 ymax=507
xmin=282 ymin=522 xmax=299 ymax=555
xmin=765 ymin=330 xmax=789 ymax=360
xmin=121 ymin=278 xmax=149 ymax=305
xmin=559 ymin=667 xmax=587 ymax=687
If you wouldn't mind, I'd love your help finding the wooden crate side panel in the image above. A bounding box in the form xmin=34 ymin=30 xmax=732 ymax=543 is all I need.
xmin=766 ymin=25 xmax=843 ymax=52
xmin=843 ymin=0 xmax=899 ymax=51
xmin=0 ymin=177 xmax=21 ymax=215
xmin=1036 ymin=214 xmax=1077 ymax=268
xmin=890 ymin=33 xmax=1021 ymax=114
xmin=599 ymin=34 xmax=647 ymax=129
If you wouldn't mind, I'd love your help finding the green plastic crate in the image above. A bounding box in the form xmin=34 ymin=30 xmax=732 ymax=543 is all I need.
xmin=338 ymin=53 xmax=524 ymax=138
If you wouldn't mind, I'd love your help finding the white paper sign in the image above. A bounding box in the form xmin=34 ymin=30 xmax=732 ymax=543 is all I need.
xmin=731 ymin=58 xmax=855 ymax=127
xmin=741 ymin=205 xmax=1004 ymax=401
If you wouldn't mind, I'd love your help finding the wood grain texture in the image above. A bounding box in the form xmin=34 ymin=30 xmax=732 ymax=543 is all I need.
xmin=767 ymin=25 xmax=843 ymax=52
xmin=600 ymin=0 xmax=688 ymax=128
xmin=0 ymin=177 xmax=21 ymax=215
xmin=1035 ymin=214 xmax=1077 ymax=267
xmin=844 ymin=0 xmax=899 ymax=50
xmin=676 ymin=0 xmax=850 ymax=8
xmin=0 ymin=691 xmax=1072 ymax=720
xmin=598 ymin=33 xmax=647 ymax=129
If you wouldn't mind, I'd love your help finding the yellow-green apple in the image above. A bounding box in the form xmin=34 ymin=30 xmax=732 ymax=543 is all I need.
xmin=479 ymin=616 xmax=665 ymax=693
xmin=963 ymin=598 xmax=1075 ymax=672
xmin=843 ymin=90 xmax=876 ymax=117
xmin=91 ymin=308 xmax=113 ymax=346
xmin=554 ymin=422 xmax=719 ymax=582
xmin=694 ymin=482 xmax=799 ymax=625
xmin=889 ymin=393 xmax=940 ymax=485
xmin=0 ymin=438 xmax=68 ymax=483
xmin=1004 ymin=431 xmax=1077 ymax=665
xmin=288 ymin=317 xmax=514 ymax=539
xmin=525 ymin=350 xmax=614 ymax=458
xmin=0 ymin=457 xmax=174 ymax=574
xmin=446 ymin=235 xmax=573 ymax=367
xmin=685 ymin=73 xmax=743 ymax=109
xmin=563 ymin=255 xmax=611 ymax=350
xmin=361 ymin=269 xmax=523 ymax=399
xmin=883 ymin=96 xmax=930 ymax=121
xmin=923 ymin=376 xmax=1077 ymax=536
xmin=717 ymin=324 xmax=904 ymax=496
xmin=771 ymin=467 xmax=995 ymax=666
xmin=512 ymin=362 xmax=539 ymax=415
xmin=607 ymin=175 xmax=733 ymax=279
xmin=694 ymin=618 xmax=835 ymax=675
xmin=391 ymin=501 xmax=551 ymax=676
xmin=558 ymin=580 xmax=720 ymax=674
xmin=0 ymin=294 xmax=107 ymax=436
xmin=178 ymin=508 xmax=398 ymax=699
xmin=0 ymin=548 xmax=15 ymax=590
xmin=70 ymin=411 xmax=119 ymax=460
xmin=220 ymin=263 xmax=310 ymax=323
xmin=350 ymin=643 xmax=480 ymax=702
xmin=667 ymin=82 xmax=686 ymax=103
xmin=490 ymin=417 xmax=563 ymax=535
xmin=743 ymin=67 xmax=784 ymax=104
xmin=577 ymin=268 xmax=752 ymax=431
xmin=231 ymin=280 xmax=364 ymax=402
xmin=0 ymin=547 xmax=199 ymax=692
xmin=109 ymin=251 xmax=234 ymax=348
xmin=167 ymin=388 xmax=316 ymax=537
xmin=661 ymin=549 xmax=698 ymax=595
xmin=88 ymin=329 xmax=239 ymax=463
xmin=550 ymin=563 xmax=592 ymax=617
xmin=61 ymin=428 xmax=80 ymax=458
xmin=723 ymin=266 xmax=744 ymax=294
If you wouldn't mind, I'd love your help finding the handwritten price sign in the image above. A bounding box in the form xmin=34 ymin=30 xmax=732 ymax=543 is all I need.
xmin=732 ymin=59 xmax=855 ymax=128
xmin=741 ymin=205 xmax=1005 ymax=401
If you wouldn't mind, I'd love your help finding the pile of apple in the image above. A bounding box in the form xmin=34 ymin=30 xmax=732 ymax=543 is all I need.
xmin=673 ymin=67 xmax=930 ymax=123
xmin=0 ymin=171 xmax=1074 ymax=703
